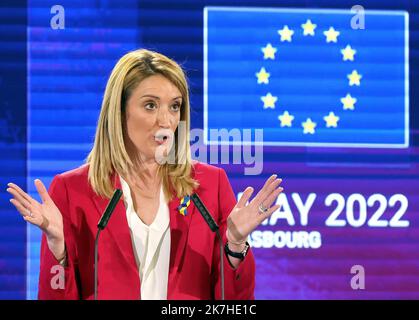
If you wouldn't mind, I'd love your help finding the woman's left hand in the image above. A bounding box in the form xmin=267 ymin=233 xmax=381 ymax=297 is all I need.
xmin=226 ymin=174 xmax=283 ymax=244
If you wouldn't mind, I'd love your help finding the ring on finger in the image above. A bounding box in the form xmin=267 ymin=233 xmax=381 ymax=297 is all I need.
xmin=258 ymin=203 xmax=269 ymax=214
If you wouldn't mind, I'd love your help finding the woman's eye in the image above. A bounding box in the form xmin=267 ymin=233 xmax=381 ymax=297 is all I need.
xmin=171 ymin=103 xmax=181 ymax=111
xmin=145 ymin=102 xmax=156 ymax=110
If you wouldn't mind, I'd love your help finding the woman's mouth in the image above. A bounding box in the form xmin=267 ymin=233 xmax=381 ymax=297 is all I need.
xmin=154 ymin=129 xmax=174 ymax=146
xmin=154 ymin=134 xmax=169 ymax=145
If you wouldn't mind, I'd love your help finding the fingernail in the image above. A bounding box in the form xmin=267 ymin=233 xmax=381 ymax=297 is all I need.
xmin=272 ymin=174 xmax=277 ymax=179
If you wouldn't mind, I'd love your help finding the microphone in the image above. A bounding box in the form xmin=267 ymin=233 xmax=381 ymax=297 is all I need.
xmin=94 ymin=189 xmax=123 ymax=300
xmin=190 ymin=193 xmax=225 ymax=300
xmin=97 ymin=189 xmax=123 ymax=230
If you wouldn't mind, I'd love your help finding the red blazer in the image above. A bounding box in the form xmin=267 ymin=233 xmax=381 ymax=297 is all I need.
xmin=38 ymin=161 xmax=255 ymax=300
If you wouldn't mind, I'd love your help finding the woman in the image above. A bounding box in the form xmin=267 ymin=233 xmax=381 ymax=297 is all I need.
xmin=7 ymin=49 xmax=283 ymax=300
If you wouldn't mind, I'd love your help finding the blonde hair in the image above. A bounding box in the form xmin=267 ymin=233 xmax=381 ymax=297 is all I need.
xmin=87 ymin=49 xmax=199 ymax=200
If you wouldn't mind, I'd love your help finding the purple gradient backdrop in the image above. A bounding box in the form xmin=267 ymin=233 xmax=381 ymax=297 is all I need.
xmin=219 ymin=145 xmax=419 ymax=299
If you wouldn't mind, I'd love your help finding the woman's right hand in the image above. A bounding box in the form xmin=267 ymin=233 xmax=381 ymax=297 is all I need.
xmin=7 ymin=179 xmax=65 ymax=260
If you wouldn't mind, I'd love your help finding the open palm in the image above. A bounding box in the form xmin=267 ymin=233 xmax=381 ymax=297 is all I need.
xmin=227 ymin=174 xmax=283 ymax=243
xmin=7 ymin=179 xmax=64 ymax=244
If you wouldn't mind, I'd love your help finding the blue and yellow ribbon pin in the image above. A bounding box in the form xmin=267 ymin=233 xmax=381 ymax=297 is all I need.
xmin=178 ymin=195 xmax=191 ymax=216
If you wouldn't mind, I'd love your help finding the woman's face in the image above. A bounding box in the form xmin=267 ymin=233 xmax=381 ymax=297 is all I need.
xmin=124 ymin=74 xmax=182 ymax=163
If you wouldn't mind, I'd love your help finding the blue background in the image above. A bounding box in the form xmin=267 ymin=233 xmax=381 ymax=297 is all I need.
xmin=206 ymin=8 xmax=407 ymax=146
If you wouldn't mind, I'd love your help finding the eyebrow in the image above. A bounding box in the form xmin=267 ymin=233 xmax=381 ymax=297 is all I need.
xmin=140 ymin=95 xmax=182 ymax=100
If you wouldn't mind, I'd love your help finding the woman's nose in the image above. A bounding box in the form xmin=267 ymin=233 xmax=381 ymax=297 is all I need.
xmin=157 ymin=107 xmax=171 ymax=127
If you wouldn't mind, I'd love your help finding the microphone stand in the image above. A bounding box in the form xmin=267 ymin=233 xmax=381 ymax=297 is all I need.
xmin=94 ymin=229 xmax=102 ymax=301
xmin=190 ymin=193 xmax=225 ymax=300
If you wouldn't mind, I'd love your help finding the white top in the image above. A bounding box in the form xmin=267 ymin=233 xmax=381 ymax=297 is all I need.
xmin=120 ymin=176 xmax=171 ymax=300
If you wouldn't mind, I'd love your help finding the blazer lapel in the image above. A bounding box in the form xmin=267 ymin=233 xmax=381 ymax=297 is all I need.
xmin=90 ymin=173 xmax=138 ymax=276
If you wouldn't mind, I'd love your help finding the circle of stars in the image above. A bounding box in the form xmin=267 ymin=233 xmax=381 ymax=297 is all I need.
xmin=256 ymin=19 xmax=361 ymax=135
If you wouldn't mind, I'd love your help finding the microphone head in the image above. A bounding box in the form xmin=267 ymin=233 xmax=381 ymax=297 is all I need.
xmin=190 ymin=193 xmax=219 ymax=232
xmin=97 ymin=189 xmax=123 ymax=230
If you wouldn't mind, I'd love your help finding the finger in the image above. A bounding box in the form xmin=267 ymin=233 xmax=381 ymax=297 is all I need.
xmin=34 ymin=179 xmax=50 ymax=203
xmin=249 ymin=174 xmax=277 ymax=206
xmin=10 ymin=198 xmax=32 ymax=217
xmin=7 ymin=183 xmax=35 ymax=205
xmin=251 ymin=176 xmax=282 ymax=207
xmin=237 ymin=187 xmax=254 ymax=208
xmin=10 ymin=198 xmax=45 ymax=228
xmin=257 ymin=204 xmax=281 ymax=224
xmin=262 ymin=178 xmax=282 ymax=201
xmin=7 ymin=187 xmax=32 ymax=210
xmin=261 ymin=185 xmax=283 ymax=209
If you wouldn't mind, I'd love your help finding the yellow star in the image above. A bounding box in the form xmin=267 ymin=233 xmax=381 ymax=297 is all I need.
xmin=256 ymin=67 xmax=270 ymax=84
xmin=261 ymin=43 xmax=277 ymax=60
xmin=278 ymin=111 xmax=294 ymax=127
xmin=301 ymin=19 xmax=317 ymax=36
xmin=324 ymin=112 xmax=340 ymax=128
xmin=302 ymin=118 xmax=317 ymax=134
xmin=341 ymin=45 xmax=356 ymax=61
xmin=261 ymin=93 xmax=277 ymax=109
xmin=278 ymin=25 xmax=294 ymax=42
xmin=323 ymin=27 xmax=340 ymax=43
xmin=347 ymin=70 xmax=362 ymax=86
xmin=341 ymin=94 xmax=357 ymax=110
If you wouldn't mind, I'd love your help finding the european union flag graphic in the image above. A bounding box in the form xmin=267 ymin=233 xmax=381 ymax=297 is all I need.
xmin=204 ymin=7 xmax=409 ymax=148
